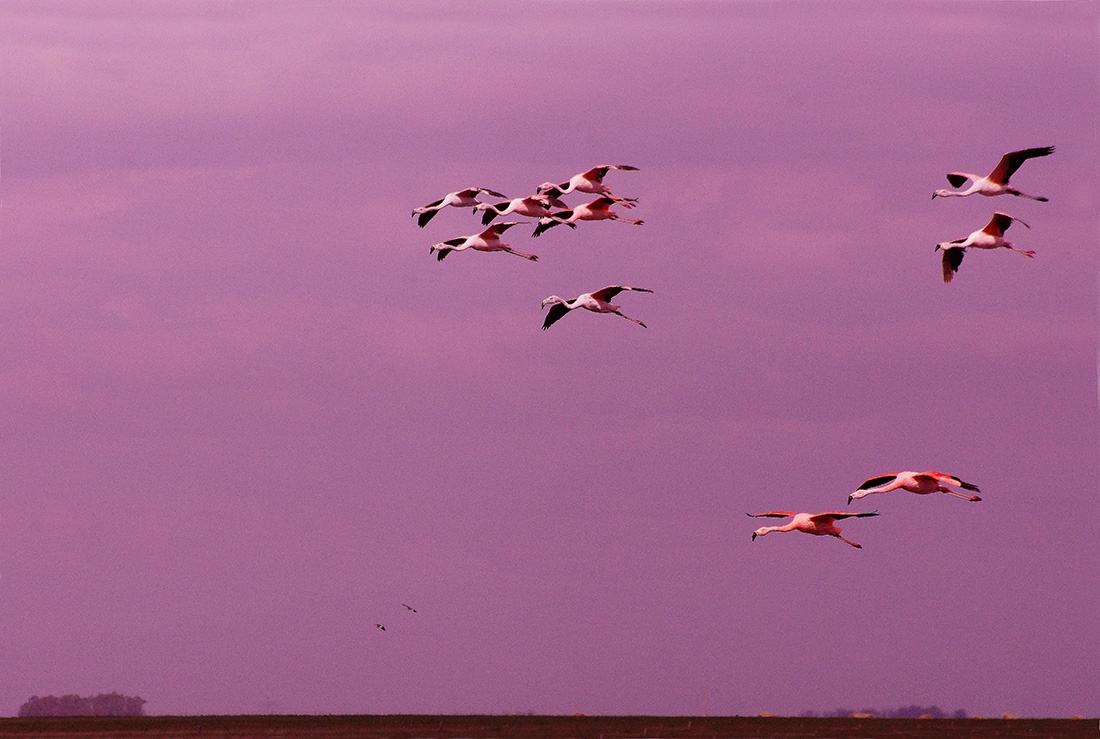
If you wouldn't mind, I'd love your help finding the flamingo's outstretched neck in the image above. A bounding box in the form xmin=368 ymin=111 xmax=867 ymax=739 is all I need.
xmin=752 ymin=522 xmax=796 ymax=540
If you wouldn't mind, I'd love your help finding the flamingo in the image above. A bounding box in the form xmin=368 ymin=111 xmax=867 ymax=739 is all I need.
xmin=848 ymin=471 xmax=981 ymax=505
xmin=474 ymin=195 xmax=557 ymax=225
xmin=536 ymin=182 xmax=636 ymax=209
xmin=932 ymin=146 xmax=1054 ymax=201
xmin=412 ymin=187 xmax=507 ymax=227
xmin=531 ymin=197 xmax=645 ymax=237
xmin=401 ymin=603 xmax=417 ymax=613
xmin=537 ymin=164 xmax=639 ymax=198
xmin=374 ymin=623 xmax=386 ymax=631
xmin=430 ymin=222 xmax=538 ymax=262
xmin=936 ymin=212 xmax=1034 ymax=283
xmin=747 ymin=511 xmax=880 ymax=549
xmin=541 ymin=285 xmax=653 ymax=330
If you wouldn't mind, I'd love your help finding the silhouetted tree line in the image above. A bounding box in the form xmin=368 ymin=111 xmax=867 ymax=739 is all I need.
xmin=799 ymin=704 xmax=968 ymax=719
xmin=18 ymin=692 xmax=146 ymax=717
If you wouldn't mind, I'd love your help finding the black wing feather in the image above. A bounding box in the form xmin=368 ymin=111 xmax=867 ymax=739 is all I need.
xmin=541 ymin=303 xmax=570 ymax=330
xmin=942 ymin=247 xmax=964 ymax=282
xmin=997 ymin=146 xmax=1055 ymax=181
xmin=417 ymin=209 xmax=440 ymax=228
xmin=857 ymin=474 xmax=897 ymax=491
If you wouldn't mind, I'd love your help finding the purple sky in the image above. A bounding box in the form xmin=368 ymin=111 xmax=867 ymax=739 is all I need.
xmin=2 ymin=1 xmax=1097 ymax=719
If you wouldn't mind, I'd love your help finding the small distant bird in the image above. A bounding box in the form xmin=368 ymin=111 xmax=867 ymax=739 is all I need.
xmin=747 ymin=511 xmax=880 ymax=549
xmin=936 ymin=212 xmax=1034 ymax=283
xmin=537 ymin=164 xmax=639 ymax=198
xmin=932 ymin=146 xmax=1054 ymax=201
xmin=401 ymin=603 xmax=417 ymax=613
xmin=848 ymin=471 xmax=981 ymax=505
xmin=541 ymin=285 xmax=653 ymax=330
xmin=531 ymin=197 xmax=645 ymax=237
xmin=412 ymin=187 xmax=507 ymax=227
xmin=474 ymin=195 xmax=557 ymax=225
xmin=430 ymin=222 xmax=539 ymax=262
xmin=374 ymin=623 xmax=386 ymax=631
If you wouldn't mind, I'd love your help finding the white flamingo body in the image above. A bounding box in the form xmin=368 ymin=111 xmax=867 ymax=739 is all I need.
xmin=474 ymin=195 xmax=556 ymax=225
xmin=936 ymin=212 xmax=1034 ymax=282
xmin=848 ymin=471 xmax=981 ymax=505
xmin=532 ymin=197 xmax=645 ymax=237
xmin=932 ymin=146 xmax=1053 ymax=201
xmin=748 ymin=511 xmax=879 ymax=549
xmin=430 ymin=222 xmax=538 ymax=262
xmin=537 ymin=164 xmax=639 ymax=198
xmin=412 ymin=187 xmax=507 ymax=227
xmin=541 ymin=285 xmax=653 ymax=330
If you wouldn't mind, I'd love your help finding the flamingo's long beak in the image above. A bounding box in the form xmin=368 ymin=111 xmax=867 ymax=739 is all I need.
xmin=847 ymin=495 xmax=853 ymax=506
xmin=751 ymin=532 xmax=757 ymax=541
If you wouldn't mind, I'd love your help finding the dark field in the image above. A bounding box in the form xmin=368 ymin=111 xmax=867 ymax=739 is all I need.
xmin=0 ymin=715 xmax=1095 ymax=739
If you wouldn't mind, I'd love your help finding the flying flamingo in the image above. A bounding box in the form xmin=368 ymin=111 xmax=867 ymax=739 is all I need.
xmin=412 ymin=187 xmax=507 ymax=227
xmin=430 ymin=222 xmax=538 ymax=262
xmin=932 ymin=146 xmax=1054 ymax=201
xmin=936 ymin=212 xmax=1034 ymax=283
xmin=747 ymin=511 xmax=880 ymax=549
xmin=401 ymin=603 xmax=417 ymax=613
xmin=474 ymin=195 xmax=558 ymax=225
xmin=536 ymin=182 xmax=636 ymax=209
xmin=537 ymin=164 xmax=639 ymax=198
xmin=848 ymin=471 xmax=981 ymax=505
xmin=541 ymin=285 xmax=653 ymax=330
xmin=531 ymin=197 xmax=645 ymax=237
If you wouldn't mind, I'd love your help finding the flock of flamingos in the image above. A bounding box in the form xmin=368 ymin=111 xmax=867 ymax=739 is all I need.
xmin=411 ymin=147 xmax=1054 ymax=550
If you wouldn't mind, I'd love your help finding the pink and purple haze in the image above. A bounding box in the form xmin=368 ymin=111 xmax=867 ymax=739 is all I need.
xmin=2 ymin=1 xmax=1097 ymax=719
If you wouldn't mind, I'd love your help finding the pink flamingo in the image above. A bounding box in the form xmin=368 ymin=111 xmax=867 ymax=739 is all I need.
xmin=474 ymin=195 xmax=557 ymax=225
xmin=936 ymin=212 xmax=1034 ymax=283
xmin=848 ymin=471 xmax=981 ymax=505
xmin=412 ymin=187 xmax=507 ymax=227
xmin=541 ymin=285 xmax=653 ymax=330
xmin=531 ymin=197 xmax=645 ymax=237
xmin=430 ymin=222 xmax=538 ymax=262
xmin=747 ymin=511 xmax=880 ymax=549
xmin=536 ymin=181 xmax=635 ymax=209
xmin=932 ymin=146 xmax=1053 ymax=201
xmin=537 ymin=164 xmax=639 ymax=198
